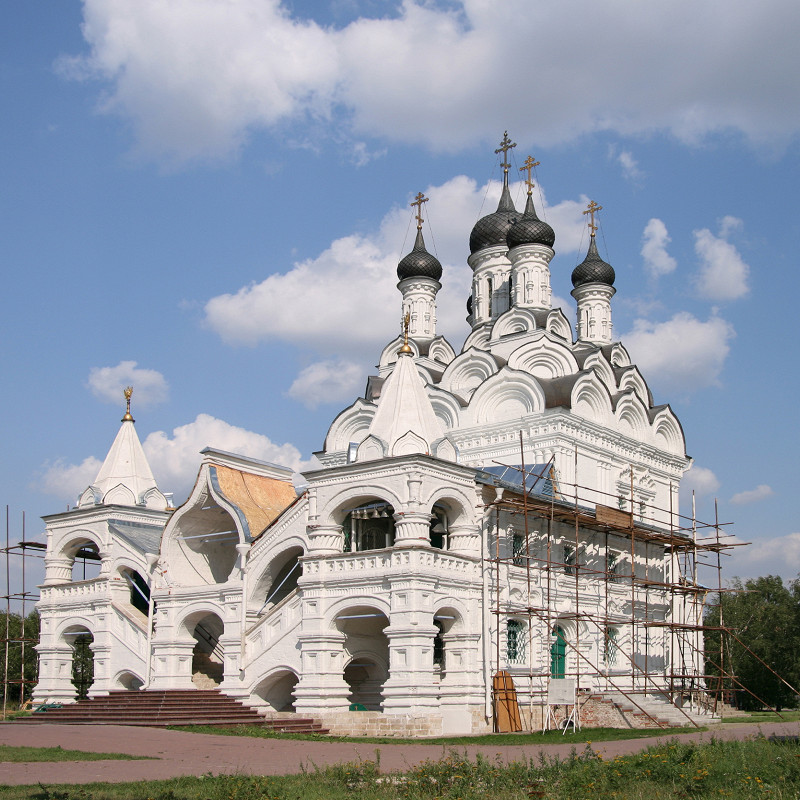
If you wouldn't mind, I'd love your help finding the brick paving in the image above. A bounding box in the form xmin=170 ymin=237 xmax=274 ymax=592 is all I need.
xmin=0 ymin=719 xmax=798 ymax=787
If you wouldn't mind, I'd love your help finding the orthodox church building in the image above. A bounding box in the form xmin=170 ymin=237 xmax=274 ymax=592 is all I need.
xmin=34 ymin=136 xmax=710 ymax=734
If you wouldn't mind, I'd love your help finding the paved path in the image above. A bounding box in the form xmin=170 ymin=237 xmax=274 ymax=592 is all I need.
xmin=1 ymin=720 xmax=798 ymax=786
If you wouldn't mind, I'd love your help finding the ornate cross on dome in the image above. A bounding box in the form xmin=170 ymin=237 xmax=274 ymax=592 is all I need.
xmin=520 ymin=155 xmax=540 ymax=195
xmin=122 ymin=386 xmax=134 ymax=422
xmin=583 ymin=200 xmax=603 ymax=236
xmin=494 ymin=131 xmax=517 ymax=174
xmin=398 ymin=311 xmax=413 ymax=355
xmin=410 ymin=192 xmax=428 ymax=231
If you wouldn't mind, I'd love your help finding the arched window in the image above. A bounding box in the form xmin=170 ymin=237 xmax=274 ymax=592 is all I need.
xmin=433 ymin=620 xmax=445 ymax=667
xmin=550 ymin=626 xmax=567 ymax=679
xmin=506 ymin=619 xmax=525 ymax=665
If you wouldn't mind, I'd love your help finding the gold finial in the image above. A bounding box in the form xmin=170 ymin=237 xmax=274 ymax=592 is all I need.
xmin=520 ymin=155 xmax=540 ymax=196
xmin=583 ymin=200 xmax=603 ymax=236
xmin=122 ymin=386 xmax=135 ymax=422
xmin=410 ymin=192 xmax=428 ymax=231
xmin=398 ymin=311 xmax=413 ymax=355
xmin=494 ymin=131 xmax=517 ymax=175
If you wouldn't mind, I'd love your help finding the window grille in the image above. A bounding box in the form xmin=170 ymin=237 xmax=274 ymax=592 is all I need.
xmin=506 ymin=619 xmax=526 ymax=665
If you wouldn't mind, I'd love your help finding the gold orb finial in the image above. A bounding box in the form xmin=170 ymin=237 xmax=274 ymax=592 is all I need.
xmin=122 ymin=386 xmax=135 ymax=422
xmin=398 ymin=311 xmax=413 ymax=356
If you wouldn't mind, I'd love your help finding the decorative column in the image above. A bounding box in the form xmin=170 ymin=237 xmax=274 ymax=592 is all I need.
xmin=293 ymin=631 xmax=352 ymax=713
xmin=393 ymin=511 xmax=432 ymax=548
xmin=42 ymin=554 xmax=73 ymax=585
xmin=446 ymin=523 xmax=481 ymax=556
xmin=438 ymin=631 xmax=484 ymax=733
xmin=306 ymin=524 xmax=344 ymax=555
xmin=381 ymin=621 xmax=441 ymax=715
xmin=32 ymin=641 xmax=77 ymax=704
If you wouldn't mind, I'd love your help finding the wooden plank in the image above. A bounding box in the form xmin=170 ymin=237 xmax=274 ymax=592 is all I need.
xmin=596 ymin=504 xmax=633 ymax=529
xmin=493 ymin=670 xmax=522 ymax=732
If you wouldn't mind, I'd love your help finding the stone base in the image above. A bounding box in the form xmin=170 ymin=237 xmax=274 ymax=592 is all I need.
xmin=317 ymin=710 xmax=444 ymax=737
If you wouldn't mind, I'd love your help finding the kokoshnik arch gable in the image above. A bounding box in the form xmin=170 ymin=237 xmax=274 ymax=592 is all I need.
xmin=33 ymin=134 xmax=719 ymax=735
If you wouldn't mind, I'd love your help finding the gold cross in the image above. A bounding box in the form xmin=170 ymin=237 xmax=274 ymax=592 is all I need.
xmin=410 ymin=192 xmax=428 ymax=230
xmin=494 ymin=131 xmax=517 ymax=173
xmin=583 ymin=200 xmax=603 ymax=236
xmin=520 ymin=155 xmax=540 ymax=195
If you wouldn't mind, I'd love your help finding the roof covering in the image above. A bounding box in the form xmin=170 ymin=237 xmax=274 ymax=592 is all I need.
xmin=108 ymin=519 xmax=164 ymax=554
xmin=507 ymin=195 xmax=556 ymax=249
xmin=208 ymin=463 xmax=297 ymax=540
xmin=469 ymin=181 xmax=518 ymax=254
xmin=397 ymin=229 xmax=443 ymax=281
xmin=571 ymin=236 xmax=615 ymax=287
xmin=477 ymin=463 xmax=559 ymax=499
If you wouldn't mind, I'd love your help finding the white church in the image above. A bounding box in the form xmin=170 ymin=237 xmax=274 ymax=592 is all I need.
xmin=33 ymin=136 xmax=712 ymax=735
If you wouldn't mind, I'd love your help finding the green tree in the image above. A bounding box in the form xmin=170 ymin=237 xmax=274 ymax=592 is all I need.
xmin=1 ymin=609 xmax=39 ymax=708
xmin=705 ymin=575 xmax=800 ymax=711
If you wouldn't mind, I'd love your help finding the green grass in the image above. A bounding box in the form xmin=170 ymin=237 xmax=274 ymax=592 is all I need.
xmin=1 ymin=736 xmax=799 ymax=799
xmin=718 ymin=709 xmax=800 ymax=724
xmin=0 ymin=746 xmax=148 ymax=763
xmin=168 ymin=723 xmax=703 ymax=746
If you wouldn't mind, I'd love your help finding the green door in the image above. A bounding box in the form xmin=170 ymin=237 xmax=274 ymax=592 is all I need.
xmin=550 ymin=626 xmax=567 ymax=679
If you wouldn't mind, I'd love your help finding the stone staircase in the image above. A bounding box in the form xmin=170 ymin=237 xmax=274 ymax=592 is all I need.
xmin=589 ymin=690 xmax=718 ymax=728
xmin=15 ymin=689 xmax=328 ymax=733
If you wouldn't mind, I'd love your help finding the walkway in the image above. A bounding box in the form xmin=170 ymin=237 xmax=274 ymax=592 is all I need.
xmin=1 ymin=720 xmax=798 ymax=786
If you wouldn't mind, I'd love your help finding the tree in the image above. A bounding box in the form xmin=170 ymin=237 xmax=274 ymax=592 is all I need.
xmin=1 ymin=609 xmax=39 ymax=708
xmin=705 ymin=575 xmax=800 ymax=711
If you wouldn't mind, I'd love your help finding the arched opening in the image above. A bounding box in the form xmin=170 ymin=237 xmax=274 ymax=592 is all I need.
xmin=432 ymin=607 xmax=461 ymax=679
xmin=255 ymin=548 xmax=303 ymax=614
xmin=550 ymin=625 xmax=567 ymax=679
xmin=120 ymin=568 xmax=150 ymax=615
xmin=116 ymin=671 xmax=144 ymax=691
xmin=253 ymin=671 xmax=298 ymax=712
xmin=63 ymin=626 xmax=94 ymax=700
xmin=190 ymin=613 xmax=224 ymax=688
xmin=334 ymin=605 xmax=389 ymax=710
xmin=341 ymin=502 xmax=396 ymax=552
xmin=67 ymin=540 xmax=102 ymax=582
xmin=429 ymin=505 xmax=448 ymax=550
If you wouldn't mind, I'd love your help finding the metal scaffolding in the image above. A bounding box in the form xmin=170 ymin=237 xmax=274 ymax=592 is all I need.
xmin=484 ymin=438 xmax=793 ymax=731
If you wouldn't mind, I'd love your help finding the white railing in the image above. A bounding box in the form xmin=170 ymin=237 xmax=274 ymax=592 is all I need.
xmin=245 ymin=591 xmax=302 ymax=661
xmin=39 ymin=578 xmax=108 ymax=603
xmin=304 ymin=548 xmax=478 ymax=578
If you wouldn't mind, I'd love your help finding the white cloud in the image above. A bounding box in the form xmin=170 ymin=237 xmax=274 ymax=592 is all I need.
xmin=693 ymin=217 xmax=750 ymax=300
xmin=618 ymin=150 xmax=643 ymax=182
xmin=39 ymin=456 xmax=103 ymax=504
xmin=142 ymin=413 xmax=305 ymax=503
xmin=641 ymin=218 xmax=677 ymax=278
xmin=288 ymin=359 xmax=365 ymax=409
xmin=87 ymin=361 xmax=169 ymax=407
xmin=680 ymin=465 xmax=721 ymax=500
xmin=728 ymin=532 xmax=800 ymax=580
xmin=622 ymin=311 xmax=735 ymax=393
xmin=730 ymin=484 xmax=775 ymax=505
xmin=203 ymin=175 xmax=585 ymax=356
xmin=65 ymin=1 xmax=800 ymax=163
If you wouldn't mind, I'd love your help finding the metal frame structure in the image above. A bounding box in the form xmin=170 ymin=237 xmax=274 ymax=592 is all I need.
xmin=483 ymin=439 xmax=789 ymax=731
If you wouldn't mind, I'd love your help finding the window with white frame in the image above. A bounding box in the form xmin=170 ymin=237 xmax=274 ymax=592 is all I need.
xmin=506 ymin=619 xmax=526 ymax=665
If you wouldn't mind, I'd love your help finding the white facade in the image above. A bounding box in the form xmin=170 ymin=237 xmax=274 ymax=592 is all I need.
xmin=34 ymin=152 xmax=708 ymax=734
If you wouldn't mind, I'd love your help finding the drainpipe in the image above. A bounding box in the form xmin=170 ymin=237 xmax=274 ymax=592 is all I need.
xmin=481 ymin=488 xmax=502 ymax=723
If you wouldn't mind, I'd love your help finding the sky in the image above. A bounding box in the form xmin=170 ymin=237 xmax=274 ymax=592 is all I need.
xmin=2 ymin=0 xmax=800 ymax=593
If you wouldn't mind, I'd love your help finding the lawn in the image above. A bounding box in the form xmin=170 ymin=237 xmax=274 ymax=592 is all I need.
xmin=1 ymin=736 xmax=798 ymax=799
xmin=168 ymin=722 xmax=702 ymax=746
xmin=0 ymin=746 xmax=147 ymax=763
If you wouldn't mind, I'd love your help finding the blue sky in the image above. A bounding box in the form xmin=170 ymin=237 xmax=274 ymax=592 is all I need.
xmin=2 ymin=0 xmax=799 ymax=586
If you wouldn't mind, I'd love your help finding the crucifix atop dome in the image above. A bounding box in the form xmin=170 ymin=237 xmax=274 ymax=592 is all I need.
xmin=520 ymin=155 xmax=540 ymax=195
xmin=583 ymin=200 xmax=603 ymax=236
xmin=410 ymin=192 xmax=428 ymax=231
xmin=494 ymin=131 xmax=517 ymax=175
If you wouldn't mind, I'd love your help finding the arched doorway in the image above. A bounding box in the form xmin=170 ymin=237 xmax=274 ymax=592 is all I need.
xmin=253 ymin=671 xmax=298 ymax=712
xmin=334 ymin=605 xmax=389 ymax=710
xmin=550 ymin=626 xmax=567 ymax=679
xmin=120 ymin=568 xmax=150 ymax=615
xmin=190 ymin=613 xmax=224 ymax=688
xmin=63 ymin=626 xmax=94 ymax=700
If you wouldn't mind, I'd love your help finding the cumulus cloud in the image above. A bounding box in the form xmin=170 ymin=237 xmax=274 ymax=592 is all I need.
xmin=622 ymin=311 xmax=735 ymax=393
xmin=39 ymin=456 xmax=103 ymax=504
xmin=641 ymin=218 xmax=677 ymax=278
xmin=87 ymin=361 xmax=169 ymax=407
xmin=680 ymin=465 xmax=721 ymax=500
xmin=63 ymin=0 xmax=800 ymax=163
xmin=730 ymin=484 xmax=775 ymax=505
xmin=203 ymin=175 xmax=585 ymax=355
xmin=693 ymin=217 xmax=750 ymax=300
xmin=38 ymin=414 xmax=308 ymax=507
xmin=288 ymin=359 xmax=365 ymax=409
xmin=141 ymin=413 xmax=306 ymax=503
xmin=728 ymin=532 xmax=800 ymax=580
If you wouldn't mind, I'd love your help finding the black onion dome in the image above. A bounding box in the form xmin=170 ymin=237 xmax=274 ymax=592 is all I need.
xmin=469 ymin=181 xmax=518 ymax=254
xmin=507 ymin=194 xmax=555 ymax=249
xmin=571 ymin=236 xmax=615 ymax=287
xmin=466 ymin=295 xmax=473 ymax=315
xmin=397 ymin=229 xmax=443 ymax=281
